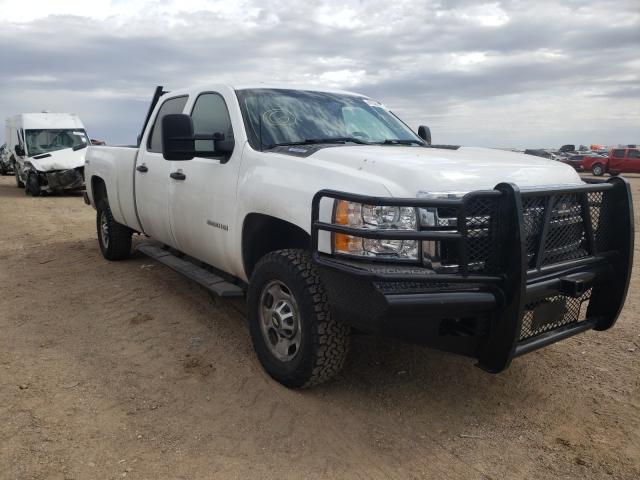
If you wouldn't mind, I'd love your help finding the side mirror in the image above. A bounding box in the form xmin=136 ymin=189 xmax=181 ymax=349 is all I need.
xmin=214 ymin=137 xmax=235 ymax=154
xmin=418 ymin=125 xmax=431 ymax=145
xmin=161 ymin=113 xmax=235 ymax=160
xmin=162 ymin=114 xmax=195 ymax=161
xmin=15 ymin=145 xmax=25 ymax=156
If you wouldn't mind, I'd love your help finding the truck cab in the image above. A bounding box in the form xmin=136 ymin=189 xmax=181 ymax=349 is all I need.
xmin=83 ymin=85 xmax=634 ymax=388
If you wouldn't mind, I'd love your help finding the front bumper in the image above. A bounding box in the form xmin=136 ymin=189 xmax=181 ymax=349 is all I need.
xmin=45 ymin=167 xmax=85 ymax=191
xmin=311 ymin=178 xmax=634 ymax=373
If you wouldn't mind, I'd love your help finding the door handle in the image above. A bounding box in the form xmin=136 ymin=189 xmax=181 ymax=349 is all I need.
xmin=170 ymin=171 xmax=186 ymax=180
xmin=136 ymin=165 xmax=148 ymax=173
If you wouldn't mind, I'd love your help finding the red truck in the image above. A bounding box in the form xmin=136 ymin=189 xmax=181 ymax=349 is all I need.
xmin=583 ymin=147 xmax=640 ymax=176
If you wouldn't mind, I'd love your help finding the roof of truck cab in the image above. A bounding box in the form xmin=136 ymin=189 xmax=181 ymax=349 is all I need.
xmin=8 ymin=113 xmax=85 ymax=129
xmin=169 ymin=84 xmax=367 ymax=98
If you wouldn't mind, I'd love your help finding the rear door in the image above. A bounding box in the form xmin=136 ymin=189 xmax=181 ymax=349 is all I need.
xmin=627 ymin=149 xmax=640 ymax=173
xmin=135 ymin=95 xmax=188 ymax=247
xmin=168 ymin=90 xmax=242 ymax=273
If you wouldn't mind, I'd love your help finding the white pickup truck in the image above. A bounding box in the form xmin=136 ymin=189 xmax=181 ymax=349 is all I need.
xmin=84 ymin=85 xmax=634 ymax=388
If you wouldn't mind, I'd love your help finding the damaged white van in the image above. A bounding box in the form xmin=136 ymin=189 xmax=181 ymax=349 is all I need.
xmin=5 ymin=112 xmax=89 ymax=195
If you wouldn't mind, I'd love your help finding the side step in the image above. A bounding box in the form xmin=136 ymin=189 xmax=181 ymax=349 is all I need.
xmin=137 ymin=243 xmax=244 ymax=298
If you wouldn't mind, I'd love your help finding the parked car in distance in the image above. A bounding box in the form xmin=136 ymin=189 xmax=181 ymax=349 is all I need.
xmin=560 ymin=153 xmax=587 ymax=171
xmin=561 ymin=152 xmax=606 ymax=172
xmin=524 ymin=148 xmax=552 ymax=159
xmin=582 ymin=147 xmax=640 ymax=176
xmin=0 ymin=143 xmax=13 ymax=175
xmin=5 ymin=112 xmax=90 ymax=195
xmin=559 ymin=144 xmax=575 ymax=154
xmin=83 ymin=84 xmax=633 ymax=388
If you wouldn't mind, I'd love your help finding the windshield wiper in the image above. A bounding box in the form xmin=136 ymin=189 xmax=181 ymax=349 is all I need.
xmin=266 ymin=137 xmax=370 ymax=149
xmin=73 ymin=144 xmax=88 ymax=151
xmin=376 ymin=139 xmax=425 ymax=146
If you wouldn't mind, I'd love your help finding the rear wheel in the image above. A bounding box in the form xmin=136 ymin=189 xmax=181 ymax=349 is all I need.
xmin=592 ymin=163 xmax=604 ymax=176
xmin=247 ymin=249 xmax=350 ymax=388
xmin=97 ymin=199 xmax=132 ymax=260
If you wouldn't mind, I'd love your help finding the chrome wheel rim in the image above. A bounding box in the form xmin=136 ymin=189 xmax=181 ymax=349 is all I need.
xmin=259 ymin=280 xmax=301 ymax=361
xmin=100 ymin=211 xmax=109 ymax=249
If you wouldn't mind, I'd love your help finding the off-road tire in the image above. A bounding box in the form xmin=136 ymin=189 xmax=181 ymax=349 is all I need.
xmin=14 ymin=163 xmax=24 ymax=188
xmin=592 ymin=163 xmax=604 ymax=176
xmin=247 ymin=249 xmax=350 ymax=388
xmin=26 ymin=172 xmax=41 ymax=196
xmin=97 ymin=199 xmax=132 ymax=261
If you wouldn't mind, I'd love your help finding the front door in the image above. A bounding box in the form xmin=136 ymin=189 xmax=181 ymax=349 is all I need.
xmin=609 ymin=148 xmax=627 ymax=173
xmin=627 ymin=149 xmax=640 ymax=173
xmin=135 ymin=95 xmax=188 ymax=247
xmin=168 ymin=90 xmax=241 ymax=273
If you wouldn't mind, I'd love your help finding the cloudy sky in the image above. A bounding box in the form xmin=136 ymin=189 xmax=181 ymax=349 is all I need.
xmin=0 ymin=0 xmax=638 ymax=148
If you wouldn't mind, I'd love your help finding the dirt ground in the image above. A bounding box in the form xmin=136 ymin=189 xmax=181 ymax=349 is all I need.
xmin=0 ymin=174 xmax=638 ymax=480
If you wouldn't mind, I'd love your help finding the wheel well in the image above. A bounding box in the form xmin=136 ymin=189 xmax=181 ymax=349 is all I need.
xmin=242 ymin=213 xmax=311 ymax=278
xmin=91 ymin=176 xmax=107 ymax=205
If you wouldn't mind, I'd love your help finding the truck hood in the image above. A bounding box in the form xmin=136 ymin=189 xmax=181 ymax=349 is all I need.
xmin=309 ymin=145 xmax=582 ymax=196
xmin=28 ymin=147 xmax=87 ymax=172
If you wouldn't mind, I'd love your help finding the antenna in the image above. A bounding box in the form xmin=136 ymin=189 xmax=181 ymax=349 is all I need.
xmin=137 ymin=86 xmax=166 ymax=147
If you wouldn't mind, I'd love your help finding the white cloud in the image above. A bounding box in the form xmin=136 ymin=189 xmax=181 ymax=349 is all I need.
xmin=0 ymin=0 xmax=638 ymax=147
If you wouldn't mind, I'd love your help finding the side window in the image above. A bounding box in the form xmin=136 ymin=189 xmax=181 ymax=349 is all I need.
xmin=612 ymin=149 xmax=626 ymax=159
xmin=190 ymin=93 xmax=234 ymax=155
xmin=628 ymin=149 xmax=639 ymax=159
xmin=147 ymin=96 xmax=188 ymax=153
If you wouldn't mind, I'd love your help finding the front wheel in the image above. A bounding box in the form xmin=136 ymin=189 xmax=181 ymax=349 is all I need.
xmin=14 ymin=164 xmax=24 ymax=188
xmin=247 ymin=249 xmax=350 ymax=388
xmin=26 ymin=172 xmax=41 ymax=196
xmin=97 ymin=199 xmax=132 ymax=260
xmin=592 ymin=163 xmax=605 ymax=176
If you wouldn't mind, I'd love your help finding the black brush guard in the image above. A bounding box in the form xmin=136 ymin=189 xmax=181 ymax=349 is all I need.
xmin=310 ymin=178 xmax=634 ymax=373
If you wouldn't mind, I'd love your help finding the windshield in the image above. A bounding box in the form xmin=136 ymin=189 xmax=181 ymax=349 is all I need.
xmin=25 ymin=129 xmax=89 ymax=156
xmin=236 ymin=89 xmax=423 ymax=149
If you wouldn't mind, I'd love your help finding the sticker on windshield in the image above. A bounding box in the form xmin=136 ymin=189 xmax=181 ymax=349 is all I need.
xmin=262 ymin=108 xmax=296 ymax=126
xmin=363 ymin=98 xmax=387 ymax=109
xmin=72 ymin=131 xmax=84 ymax=136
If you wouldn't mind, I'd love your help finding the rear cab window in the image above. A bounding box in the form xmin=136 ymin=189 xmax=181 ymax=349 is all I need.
xmin=612 ymin=149 xmax=626 ymax=159
xmin=147 ymin=96 xmax=189 ymax=153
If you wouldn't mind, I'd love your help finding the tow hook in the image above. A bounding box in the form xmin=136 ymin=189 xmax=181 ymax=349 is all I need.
xmin=559 ymin=272 xmax=595 ymax=297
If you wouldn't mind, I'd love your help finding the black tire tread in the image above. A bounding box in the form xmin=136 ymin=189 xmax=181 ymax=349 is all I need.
xmin=251 ymin=249 xmax=350 ymax=388
xmin=97 ymin=199 xmax=132 ymax=261
xmin=15 ymin=163 xmax=24 ymax=188
xmin=26 ymin=172 xmax=41 ymax=196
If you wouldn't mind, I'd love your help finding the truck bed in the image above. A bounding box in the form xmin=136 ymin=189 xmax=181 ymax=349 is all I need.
xmin=86 ymin=146 xmax=142 ymax=232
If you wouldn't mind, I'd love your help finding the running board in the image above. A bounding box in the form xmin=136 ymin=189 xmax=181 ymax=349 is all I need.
xmin=137 ymin=243 xmax=244 ymax=298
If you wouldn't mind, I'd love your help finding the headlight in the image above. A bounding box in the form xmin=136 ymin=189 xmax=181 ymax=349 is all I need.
xmin=333 ymin=200 xmax=418 ymax=260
